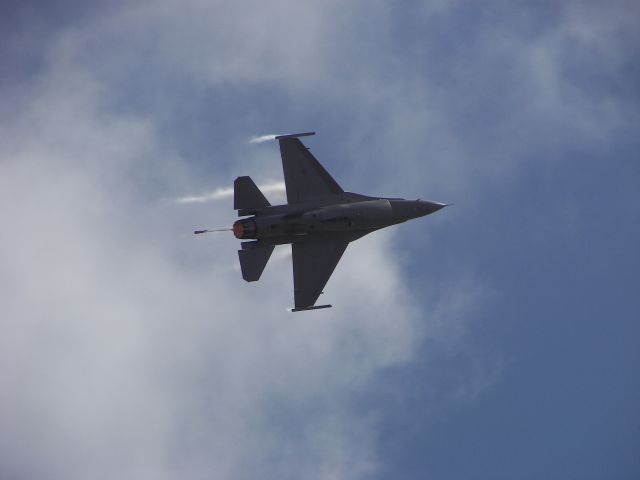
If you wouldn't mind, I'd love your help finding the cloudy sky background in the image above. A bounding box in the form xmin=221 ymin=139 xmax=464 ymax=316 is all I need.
xmin=1 ymin=1 xmax=639 ymax=479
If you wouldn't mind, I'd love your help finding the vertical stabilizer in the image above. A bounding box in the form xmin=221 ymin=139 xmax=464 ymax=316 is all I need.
xmin=238 ymin=245 xmax=275 ymax=282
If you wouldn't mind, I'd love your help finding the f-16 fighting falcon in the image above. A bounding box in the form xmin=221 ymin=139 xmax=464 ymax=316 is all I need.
xmin=196 ymin=132 xmax=447 ymax=312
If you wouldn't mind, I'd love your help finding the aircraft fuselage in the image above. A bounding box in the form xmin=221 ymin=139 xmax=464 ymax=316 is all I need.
xmin=233 ymin=197 xmax=446 ymax=240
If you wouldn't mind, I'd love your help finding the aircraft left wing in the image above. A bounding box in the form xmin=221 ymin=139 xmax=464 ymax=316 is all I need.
xmin=277 ymin=133 xmax=344 ymax=204
xmin=291 ymin=235 xmax=349 ymax=311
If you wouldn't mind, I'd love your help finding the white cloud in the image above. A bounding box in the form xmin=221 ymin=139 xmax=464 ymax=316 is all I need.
xmin=0 ymin=4 xmax=432 ymax=478
xmin=7 ymin=0 xmax=633 ymax=477
xmin=1 ymin=78 xmax=410 ymax=478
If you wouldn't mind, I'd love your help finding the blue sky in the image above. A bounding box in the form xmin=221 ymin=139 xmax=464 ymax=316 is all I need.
xmin=1 ymin=1 xmax=639 ymax=479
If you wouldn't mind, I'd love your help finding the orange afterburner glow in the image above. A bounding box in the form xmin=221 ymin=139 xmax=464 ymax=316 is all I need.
xmin=233 ymin=222 xmax=244 ymax=239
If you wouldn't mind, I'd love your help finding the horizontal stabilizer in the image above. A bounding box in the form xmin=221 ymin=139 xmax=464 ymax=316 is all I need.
xmin=234 ymin=176 xmax=270 ymax=213
xmin=291 ymin=304 xmax=332 ymax=313
xmin=275 ymin=132 xmax=315 ymax=140
xmin=238 ymin=245 xmax=274 ymax=282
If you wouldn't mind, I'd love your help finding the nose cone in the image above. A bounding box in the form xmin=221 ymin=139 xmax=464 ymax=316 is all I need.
xmin=390 ymin=199 xmax=447 ymax=223
xmin=419 ymin=199 xmax=448 ymax=215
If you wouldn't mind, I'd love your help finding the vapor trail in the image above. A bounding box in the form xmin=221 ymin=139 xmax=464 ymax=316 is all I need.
xmin=177 ymin=181 xmax=286 ymax=203
xmin=248 ymin=134 xmax=278 ymax=144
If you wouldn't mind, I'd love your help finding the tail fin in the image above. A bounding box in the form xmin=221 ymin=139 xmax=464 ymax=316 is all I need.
xmin=238 ymin=245 xmax=275 ymax=282
xmin=234 ymin=176 xmax=270 ymax=215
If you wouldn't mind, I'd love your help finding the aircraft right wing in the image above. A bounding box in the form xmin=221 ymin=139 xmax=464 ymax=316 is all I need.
xmin=277 ymin=134 xmax=343 ymax=204
xmin=291 ymin=234 xmax=349 ymax=311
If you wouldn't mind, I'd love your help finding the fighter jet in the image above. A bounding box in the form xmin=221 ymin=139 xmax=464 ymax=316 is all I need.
xmin=197 ymin=132 xmax=447 ymax=312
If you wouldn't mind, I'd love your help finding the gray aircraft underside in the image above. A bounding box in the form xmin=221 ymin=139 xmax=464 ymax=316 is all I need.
xmin=200 ymin=132 xmax=447 ymax=312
